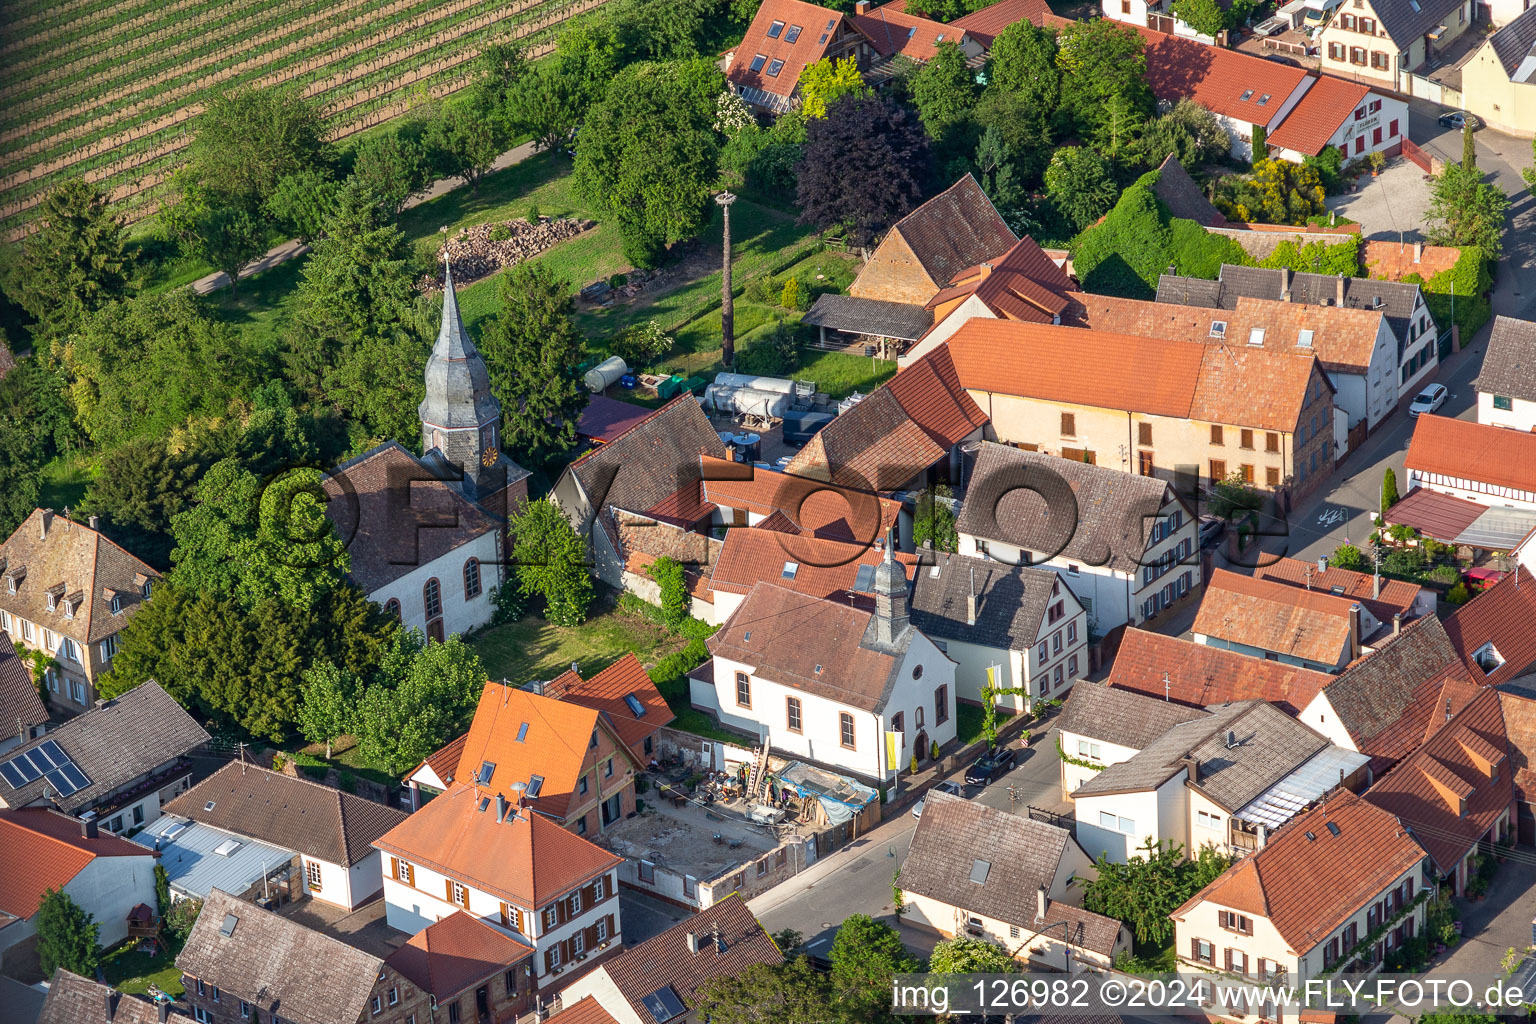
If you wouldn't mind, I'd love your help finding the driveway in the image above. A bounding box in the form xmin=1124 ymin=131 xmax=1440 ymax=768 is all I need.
xmin=1325 ymin=158 xmax=1433 ymax=242
xmin=1425 ymin=863 xmax=1536 ymax=984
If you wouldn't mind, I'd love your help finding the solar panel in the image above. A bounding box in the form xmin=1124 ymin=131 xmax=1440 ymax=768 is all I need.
xmin=26 ymin=749 xmax=55 ymax=773
xmin=59 ymin=763 xmax=90 ymax=792
xmin=39 ymin=740 xmax=66 ymax=764
xmin=10 ymin=755 xmax=40 ymax=783
xmin=853 ymin=564 xmax=876 ymax=592
xmin=44 ymin=768 xmax=77 ymax=797
xmin=0 ymin=762 xmax=24 ymax=787
xmin=641 ymin=986 xmax=687 ymax=1023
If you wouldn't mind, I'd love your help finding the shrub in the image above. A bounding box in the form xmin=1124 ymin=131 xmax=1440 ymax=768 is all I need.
xmin=608 ymin=273 xmax=628 ymax=288
xmin=165 ymin=897 xmax=203 ymax=944
xmin=1330 ymin=544 xmax=1365 ymax=572
xmin=488 ymin=223 xmax=513 ymax=242
xmin=1381 ymin=467 xmax=1400 ymax=515
xmin=527 ymin=203 xmax=541 ymax=223
xmin=745 ymin=275 xmax=776 ymax=303
xmin=1446 ymin=582 xmax=1471 ymax=605
xmin=736 ymin=320 xmax=799 ymax=375
xmin=649 ymin=556 xmax=690 ymax=628
xmin=780 ymin=277 xmax=801 ymax=309
xmin=611 ymin=320 xmax=673 ymax=369
xmin=1427 ymin=565 xmax=1460 ymax=585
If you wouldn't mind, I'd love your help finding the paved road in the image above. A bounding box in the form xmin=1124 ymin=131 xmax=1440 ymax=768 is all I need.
xmin=190 ymin=140 xmax=542 ymax=295
xmin=749 ymin=730 xmax=1069 ymax=958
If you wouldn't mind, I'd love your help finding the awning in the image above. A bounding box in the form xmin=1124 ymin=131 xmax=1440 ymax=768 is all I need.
xmin=1238 ymin=746 xmax=1371 ymax=831
xmin=802 ymin=294 xmax=933 ymax=341
xmin=1383 ymin=487 xmax=1485 ymax=543
xmin=1455 ymin=506 xmax=1536 ymax=551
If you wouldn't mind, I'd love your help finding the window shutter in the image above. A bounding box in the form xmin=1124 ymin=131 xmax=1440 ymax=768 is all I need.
xmin=390 ymin=857 xmax=399 ymax=881
xmin=556 ymin=900 xmax=567 ymax=925
xmin=1192 ymin=938 xmax=1199 ymax=960
xmin=606 ymin=914 xmax=615 ymax=938
xmin=445 ymin=880 xmax=455 ymax=904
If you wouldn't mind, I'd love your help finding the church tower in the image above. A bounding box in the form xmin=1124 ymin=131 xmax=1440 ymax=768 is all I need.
xmin=420 ymin=260 xmax=503 ymax=501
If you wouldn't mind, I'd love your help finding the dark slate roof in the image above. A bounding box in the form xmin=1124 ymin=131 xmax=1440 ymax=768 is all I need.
xmin=1073 ymin=701 xmax=1329 ymax=811
xmin=1489 ymin=5 xmax=1536 ymax=78
xmin=420 ymin=263 xmax=499 ymax=431
xmin=909 ymin=550 xmax=1058 ymax=650
xmin=900 ymin=792 xmax=1126 ymax=954
xmin=801 ymin=294 xmax=933 ymax=340
xmin=890 ymin=174 xmax=1018 ymax=289
xmin=164 ymin=762 xmax=408 ymax=868
xmin=1473 ymin=315 xmax=1536 ymax=403
xmin=1057 ymin=679 xmax=1208 ymax=750
xmin=1320 ymin=615 xmax=1471 ymax=758
xmin=1152 ymin=154 xmax=1226 ymax=227
xmin=1363 ymin=0 xmax=1473 ymax=48
xmin=177 ymin=889 xmax=385 ymax=1024
xmin=568 ymin=397 xmax=729 ymax=522
xmin=1213 ymin=264 xmax=1423 ymax=338
xmin=955 ymin=442 xmax=1177 ymax=575
xmin=597 ymin=895 xmax=782 ymax=1017
xmin=0 ymin=631 xmax=47 ymax=744
xmin=322 ymin=442 xmax=504 ymax=594
xmin=1155 ymin=274 xmax=1226 ymax=307
xmin=39 ymin=969 xmax=196 ymax=1024
xmin=0 ymin=680 xmax=207 ymax=815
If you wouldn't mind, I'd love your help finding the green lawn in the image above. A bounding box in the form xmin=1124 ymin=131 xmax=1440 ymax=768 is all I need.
xmin=956 ymin=703 xmax=987 ymax=747
xmin=101 ymin=937 xmax=184 ymax=998
xmin=37 ymin=453 xmax=97 ymax=511
xmin=471 ymin=599 xmax=689 ymax=685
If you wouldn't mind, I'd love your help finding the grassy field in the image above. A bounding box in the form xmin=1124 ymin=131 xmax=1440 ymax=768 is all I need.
xmin=101 ymin=937 xmax=184 ymax=997
xmin=37 ymin=452 xmax=97 ymax=511
xmin=472 ymin=598 xmax=689 ymax=684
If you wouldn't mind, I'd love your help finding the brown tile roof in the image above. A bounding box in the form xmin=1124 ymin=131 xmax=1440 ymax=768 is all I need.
xmin=1254 ymin=556 xmax=1424 ymax=624
xmin=416 ymin=733 xmax=467 ymax=789
xmin=1363 ymin=240 xmax=1463 ymax=283
xmin=875 ymin=175 xmax=1017 ymax=291
xmin=884 ymin=345 xmax=992 ymax=447
xmin=1382 ymin=486 xmax=1487 ymax=543
xmin=642 ymin=480 xmax=717 ymax=528
xmin=1444 ymin=568 xmax=1536 ymax=686
xmin=700 ymin=457 xmax=901 ymax=540
xmin=1178 ymin=789 xmax=1426 ymax=953
xmin=1135 ymin=25 xmax=1311 ymax=128
xmin=1265 ymin=75 xmax=1372 ymax=156
xmin=851 ymin=1 xmax=966 ymax=60
xmin=1320 ymin=615 xmax=1476 ymax=765
xmin=707 ymin=582 xmax=905 ymax=713
xmin=452 ymin=684 xmax=611 ymax=821
xmin=946 ymin=0 xmax=1051 ymax=45
xmin=615 ymin=512 xmax=719 ymax=576
xmin=322 ymin=442 xmax=501 ymax=594
xmin=0 ymin=630 xmax=47 ymax=740
xmin=551 ymin=997 xmax=622 ymax=1024
xmin=1497 ymin=687 xmax=1536 ymax=802
xmin=0 ymin=809 xmax=149 ymax=920
xmin=709 ymin=528 xmax=913 ymax=609
xmin=164 ymin=762 xmax=408 ymax=867
xmin=385 ymin=911 xmax=532 ymax=1000
xmin=727 ymin=0 xmax=851 ymax=100
xmin=948 ymin=319 xmax=1321 ymax=432
xmin=1364 ymin=687 xmax=1513 ymax=873
xmin=1193 ymin=569 xmax=1356 ymax=666
xmin=1106 ymin=628 xmax=1333 ymax=716
xmin=1406 ymin=413 xmax=1536 ymax=494
xmin=39 ymin=970 xmax=198 ymax=1024
xmin=932 ymin=236 xmax=1076 ymax=323
xmin=178 ymin=889 xmax=388 ymax=1024
xmin=597 ymin=894 xmax=782 ymax=1016
xmin=0 ymin=508 xmax=160 ymax=644
xmin=543 ymin=653 xmax=675 ymax=762
xmin=568 ymin=398 xmax=729 ymax=527
xmin=374 ymin=783 xmax=622 ymax=908
xmin=909 ymin=550 xmax=1061 ymax=651
xmin=577 ymin=395 xmax=658 ymax=445
xmin=1058 ymin=678 xmax=1209 ymax=750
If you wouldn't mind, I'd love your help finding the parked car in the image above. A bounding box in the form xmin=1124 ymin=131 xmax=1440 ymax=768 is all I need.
xmin=1199 ymin=516 xmax=1226 ymax=549
xmin=911 ymin=780 xmax=963 ymax=819
xmin=1408 ymin=383 xmax=1448 ymax=417
xmin=1438 ymin=110 xmax=1482 ymax=130
xmin=964 ymin=748 xmax=1016 ymax=785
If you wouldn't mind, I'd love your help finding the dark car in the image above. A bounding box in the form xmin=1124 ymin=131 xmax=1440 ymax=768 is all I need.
xmin=965 ymin=748 xmax=1017 ymax=785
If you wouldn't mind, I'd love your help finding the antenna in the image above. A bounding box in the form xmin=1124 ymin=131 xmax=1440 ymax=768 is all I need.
xmin=1163 ymin=671 xmax=1171 ymax=701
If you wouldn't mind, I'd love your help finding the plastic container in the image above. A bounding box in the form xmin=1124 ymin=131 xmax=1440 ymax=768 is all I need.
xmin=584 ymin=356 xmax=628 ymax=393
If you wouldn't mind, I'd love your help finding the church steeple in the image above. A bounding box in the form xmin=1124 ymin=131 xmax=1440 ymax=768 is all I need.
xmin=871 ymin=528 xmax=909 ymax=648
xmin=420 ymin=260 xmax=503 ymax=499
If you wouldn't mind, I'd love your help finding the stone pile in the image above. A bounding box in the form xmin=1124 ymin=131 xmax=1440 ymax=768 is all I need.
xmin=421 ymin=217 xmax=593 ymax=288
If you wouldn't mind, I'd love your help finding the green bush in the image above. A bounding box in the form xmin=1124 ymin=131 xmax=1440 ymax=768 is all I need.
xmin=1403 ymin=246 xmax=1493 ymax=341
xmin=1260 ymin=236 xmax=1360 ymax=276
xmin=1169 ymin=218 xmax=1248 ymax=278
xmin=1330 ymin=544 xmax=1365 ymax=571
xmin=1447 ymin=582 xmax=1471 ymax=605
xmin=1071 ymin=174 xmax=1173 ymax=299
xmin=488 ymin=223 xmax=513 ymax=242
xmin=649 ymin=556 xmax=690 ymax=628
xmin=1427 ymin=565 xmax=1460 ymax=585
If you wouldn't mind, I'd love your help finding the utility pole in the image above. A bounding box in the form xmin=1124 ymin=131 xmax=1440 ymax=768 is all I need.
xmin=717 ymin=190 xmax=737 ymax=369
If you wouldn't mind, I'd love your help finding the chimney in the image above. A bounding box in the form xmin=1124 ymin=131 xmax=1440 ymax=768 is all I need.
xmin=496 ymin=793 xmax=508 ymax=822
xmin=1280 ymin=266 xmax=1291 ymax=300
xmin=1036 ymin=886 xmax=1048 ymax=922
xmin=1336 ymin=274 xmax=1346 ymax=307
xmin=966 ymin=567 xmax=977 ymax=626
xmin=855 ymin=0 xmax=871 ymax=10
xmin=1373 ymin=572 xmax=1382 ymax=599
xmin=1225 ymin=729 xmax=1237 ymax=749
xmin=159 ymin=996 xmax=171 ymax=1023
xmin=1393 ymin=611 xmax=1403 ymax=635
xmin=80 ymin=812 xmax=98 ymax=840
xmin=1348 ymin=602 xmax=1362 ymax=660
xmin=1185 ymin=756 xmax=1199 ymax=783
xmin=105 ymin=989 xmax=113 ymax=1023
xmin=977 ymin=262 xmax=994 ymax=281
xmin=1317 ymin=555 xmax=1328 ymax=575
xmin=686 ymin=932 xmax=701 ymax=954
xmin=40 ymin=509 xmax=53 ymax=539
xmin=88 ymin=515 xmax=100 ymax=530
xmin=1413 ymin=241 xmax=1423 ymax=263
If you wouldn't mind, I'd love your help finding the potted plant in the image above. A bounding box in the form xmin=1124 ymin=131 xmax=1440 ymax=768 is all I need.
xmin=1369 ymin=151 xmax=1387 ymax=177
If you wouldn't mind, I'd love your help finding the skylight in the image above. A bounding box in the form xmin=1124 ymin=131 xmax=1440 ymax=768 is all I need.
xmin=219 ymin=914 xmax=239 ymax=938
xmin=624 ymin=693 xmax=647 ymax=717
xmin=782 ymin=561 xmax=799 ymax=579
xmin=1297 ymin=329 xmax=1314 ymax=348
xmin=1258 ymin=93 xmax=1271 ymax=105
xmin=476 ymin=761 xmax=496 ymax=785
xmin=527 ymin=775 xmax=545 ymax=798
xmin=766 ymin=58 xmax=784 ymax=77
xmin=1248 ymin=327 xmax=1266 ymax=346
xmin=214 ymin=838 xmax=242 ymax=857
xmin=1240 ymin=89 xmax=1254 ymax=101
xmin=969 ymin=859 xmax=991 ymax=884
xmin=642 ymin=987 xmax=687 ymax=1023
xmin=749 ymin=53 xmax=766 ymax=72
xmin=516 ymin=722 xmax=529 ymax=742
xmin=785 ymin=24 xmax=802 ymax=42
xmin=1210 ymin=321 xmax=1227 ymax=338
xmin=767 ymin=19 xmax=784 ymax=37
xmin=1325 ymin=821 xmax=1341 ymax=836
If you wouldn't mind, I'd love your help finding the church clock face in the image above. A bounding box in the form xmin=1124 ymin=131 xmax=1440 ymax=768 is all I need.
xmin=481 ymin=444 xmax=499 ymax=468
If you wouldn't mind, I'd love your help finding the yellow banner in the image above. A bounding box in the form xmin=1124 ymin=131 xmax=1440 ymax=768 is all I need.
xmin=886 ymin=730 xmax=901 ymax=768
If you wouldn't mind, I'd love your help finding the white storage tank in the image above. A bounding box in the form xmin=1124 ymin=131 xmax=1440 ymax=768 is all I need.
xmin=584 ymin=356 xmax=628 ymax=393
xmin=713 ymin=372 xmax=795 ymax=395
xmin=703 ymin=384 xmax=792 ymax=419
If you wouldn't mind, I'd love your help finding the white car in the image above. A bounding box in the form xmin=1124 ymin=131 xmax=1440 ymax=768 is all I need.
xmin=912 ymin=780 xmax=963 ymax=819
xmin=1408 ymin=383 xmax=1448 ymax=417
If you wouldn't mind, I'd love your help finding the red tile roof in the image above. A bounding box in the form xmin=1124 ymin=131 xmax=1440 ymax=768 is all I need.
xmin=728 ymin=0 xmax=853 ymax=99
xmin=1106 ymin=628 xmax=1334 ymax=716
xmin=0 ymin=809 xmax=149 ymax=920
xmin=1444 ymin=567 xmax=1536 ymax=686
xmin=1193 ymin=568 xmax=1357 ymax=666
xmin=1177 ymin=789 xmax=1426 ymax=953
xmin=385 ymin=911 xmax=532 ymax=1000
xmin=700 ymin=457 xmax=901 ymax=541
xmin=1363 ymin=240 xmax=1463 ymax=281
xmin=947 ymin=0 xmax=1051 ymax=45
xmin=931 ymin=237 xmax=1075 ymax=324
xmin=1134 ymin=25 xmax=1311 ymax=128
xmin=1364 ymin=687 xmax=1513 ymax=873
xmin=1254 ymin=556 xmax=1425 ymax=625
xmin=884 ymin=345 xmax=991 ymax=448
xmin=374 ymin=784 xmax=622 ymax=908
xmin=550 ymin=997 xmax=621 ymax=1024
xmin=709 ymin=528 xmax=915 ymax=608
xmin=577 ymin=396 xmax=657 ymax=446
xmin=1405 ymin=414 xmax=1536 ymax=493
xmin=1382 ymin=486 xmax=1488 ymax=543
xmin=544 ymin=653 xmax=675 ymax=762
xmin=1265 ymin=75 xmax=1372 ymax=156
xmin=851 ymin=2 xmax=964 ymax=59
xmin=413 ymin=733 xmax=467 ymax=790
xmin=454 ymin=684 xmax=606 ymax=820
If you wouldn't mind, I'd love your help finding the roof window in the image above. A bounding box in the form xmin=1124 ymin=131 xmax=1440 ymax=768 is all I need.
xmin=1210 ymin=320 xmax=1227 ymax=338
xmin=766 ymin=58 xmax=785 ymax=77
xmin=767 ymin=19 xmax=785 ymax=37
xmin=1240 ymin=89 xmax=1254 ymax=101
xmin=907 ymin=25 xmax=917 ymax=36
xmin=642 ymin=987 xmax=687 ymax=1023
xmin=1248 ymin=327 xmax=1266 ymax=346
xmin=476 ymin=761 xmax=496 ymax=785
xmin=1297 ymin=329 xmax=1314 ymax=348
xmin=825 ymin=18 xmax=835 ymax=29
xmin=749 ymin=53 xmax=767 ymax=72
xmin=219 ymin=914 xmax=239 ymax=938
xmin=204 ymin=800 xmax=217 ymax=811
xmin=1325 ymin=821 xmax=1341 ymax=836
xmin=782 ymin=561 xmax=799 ymax=579
xmin=819 ymin=32 xmax=829 ymax=42
xmin=624 ymin=693 xmax=646 ymax=717
xmin=527 ymin=775 xmax=545 ymax=798
xmin=969 ymin=859 xmax=991 ymax=883
xmin=785 ymin=24 xmax=802 ymax=42
xmin=1258 ymin=93 xmax=1271 ymax=105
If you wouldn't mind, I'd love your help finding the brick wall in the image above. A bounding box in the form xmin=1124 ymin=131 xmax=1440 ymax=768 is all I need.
xmin=848 ymin=229 xmax=941 ymax=306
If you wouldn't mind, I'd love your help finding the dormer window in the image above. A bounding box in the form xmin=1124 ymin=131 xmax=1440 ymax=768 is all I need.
xmin=45 ymin=590 xmax=57 ymax=612
xmin=141 ymin=579 xmax=152 ymax=599
xmin=1473 ymin=642 xmax=1505 ymax=673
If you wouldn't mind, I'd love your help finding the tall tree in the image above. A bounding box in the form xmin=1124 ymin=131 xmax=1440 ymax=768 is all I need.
xmin=573 ymin=60 xmax=723 ymax=267
xmin=984 ymin=20 xmax=1060 ymax=115
xmin=1055 ymin=19 xmax=1153 ymax=151
xmin=1138 ymin=100 xmax=1227 ymax=171
xmin=1044 ymin=146 xmax=1119 ymax=233
xmin=351 ymin=128 xmax=433 ymax=217
xmin=910 ymin=42 xmax=980 ymax=140
xmin=829 ymin=915 xmax=919 ymax=1024
xmin=509 ymin=498 xmax=593 ymax=626
xmin=427 ymin=101 xmax=509 ymax=195
xmin=78 ymin=438 xmax=206 ymax=568
xmin=798 ymin=57 xmax=870 ymax=119
xmin=265 ymin=168 xmax=340 ymax=245
xmin=1381 ymin=467 xmax=1400 ymax=514
xmin=1462 ymin=119 xmax=1477 ymax=170
xmin=974 ymin=90 xmax=1053 ymax=186
xmin=164 ymin=186 xmax=268 ymax=297
xmin=929 ymin=937 xmax=1020 ymax=973
xmin=1426 ymin=162 xmax=1509 ymax=260
xmin=1080 ymin=838 xmax=1233 ymax=945
xmin=12 ymin=179 xmax=131 ymax=347
xmin=182 ymin=86 xmax=332 ymax=210
xmin=696 ymin=959 xmax=830 ymax=1024
xmin=797 ymin=95 xmax=931 ymax=249
xmin=36 ymin=888 xmax=100 ymax=978
xmin=353 ymin=632 xmax=487 ymax=774
xmin=479 ymin=262 xmax=588 ymax=468
xmin=506 ymin=60 xmax=585 ymax=155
